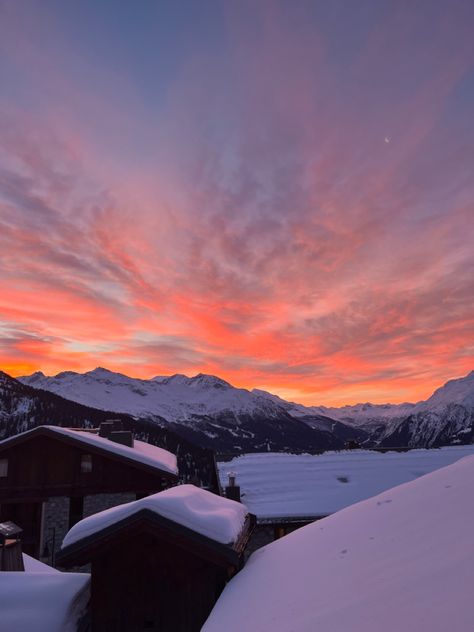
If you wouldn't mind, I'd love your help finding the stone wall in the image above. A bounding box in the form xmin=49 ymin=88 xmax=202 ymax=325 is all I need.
xmin=40 ymin=495 xmax=70 ymax=565
xmin=40 ymin=491 xmax=137 ymax=568
xmin=83 ymin=492 xmax=136 ymax=518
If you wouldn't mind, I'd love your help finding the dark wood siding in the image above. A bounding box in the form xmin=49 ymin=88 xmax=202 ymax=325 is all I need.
xmin=0 ymin=434 xmax=175 ymax=503
xmin=91 ymin=532 xmax=227 ymax=632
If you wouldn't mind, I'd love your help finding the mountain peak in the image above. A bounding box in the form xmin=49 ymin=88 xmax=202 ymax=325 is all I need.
xmin=189 ymin=374 xmax=232 ymax=389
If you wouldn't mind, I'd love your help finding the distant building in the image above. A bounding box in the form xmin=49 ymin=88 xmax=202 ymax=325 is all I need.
xmin=57 ymin=485 xmax=255 ymax=632
xmin=0 ymin=423 xmax=178 ymax=564
xmin=220 ymin=446 xmax=474 ymax=553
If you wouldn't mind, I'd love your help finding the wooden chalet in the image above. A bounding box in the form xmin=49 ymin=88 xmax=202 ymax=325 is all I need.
xmin=56 ymin=486 xmax=255 ymax=632
xmin=0 ymin=423 xmax=178 ymax=562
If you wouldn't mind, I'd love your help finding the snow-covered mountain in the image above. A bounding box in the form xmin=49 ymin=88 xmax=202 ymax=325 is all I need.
xmin=18 ymin=368 xmax=474 ymax=450
xmin=19 ymin=368 xmax=349 ymax=453
xmin=379 ymin=371 xmax=474 ymax=447
xmin=23 ymin=368 xmax=286 ymax=421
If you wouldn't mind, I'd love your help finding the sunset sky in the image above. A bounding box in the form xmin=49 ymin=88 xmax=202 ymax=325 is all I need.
xmin=0 ymin=0 xmax=473 ymax=406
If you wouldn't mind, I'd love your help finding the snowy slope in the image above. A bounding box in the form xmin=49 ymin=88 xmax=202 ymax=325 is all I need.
xmin=22 ymin=368 xmax=286 ymax=421
xmin=380 ymin=371 xmax=474 ymax=447
xmin=204 ymin=455 xmax=474 ymax=632
xmin=19 ymin=369 xmax=474 ymax=450
xmin=19 ymin=369 xmax=346 ymax=453
xmin=218 ymin=446 xmax=474 ymax=519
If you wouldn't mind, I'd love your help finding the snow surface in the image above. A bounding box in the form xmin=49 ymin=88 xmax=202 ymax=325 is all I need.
xmin=218 ymin=445 xmax=474 ymax=519
xmin=0 ymin=572 xmax=90 ymax=632
xmin=13 ymin=425 xmax=178 ymax=475
xmin=62 ymin=484 xmax=248 ymax=548
xmin=204 ymin=455 xmax=474 ymax=632
xmin=20 ymin=368 xmax=474 ymax=430
xmin=22 ymin=553 xmax=59 ymax=573
xmin=20 ymin=368 xmax=285 ymax=422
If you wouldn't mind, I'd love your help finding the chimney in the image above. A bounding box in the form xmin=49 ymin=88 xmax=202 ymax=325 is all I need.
xmin=0 ymin=521 xmax=24 ymax=571
xmin=225 ymin=471 xmax=241 ymax=503
xmin=98 ymin=421 xmax=114 ymax=438
xmin=109 ymin=430 xmax=134 ymax=448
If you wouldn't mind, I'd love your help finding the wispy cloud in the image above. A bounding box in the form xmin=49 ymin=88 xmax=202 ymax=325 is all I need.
xmin=0 ymin=1 xmax=472 ymax=404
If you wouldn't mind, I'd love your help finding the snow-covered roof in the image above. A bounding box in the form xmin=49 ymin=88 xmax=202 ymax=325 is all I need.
xmin=218 ymin=445 xmax=474 ymax=520
xmin=204 ymin=455 xmax=474 ymax=632
xmin=62 ymin=484 xmax=248 ymax=549
xmin=22 ymin=553 xmax=60 ymax=574
xmin=0 ymin=425 xmax=178 ymax=476
xmin=0 ymin=572 xmax=90 ymax=632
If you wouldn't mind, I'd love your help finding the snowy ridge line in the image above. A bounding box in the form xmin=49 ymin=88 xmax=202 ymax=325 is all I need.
xmin=19 ymin=368 xmax=474 ymax=425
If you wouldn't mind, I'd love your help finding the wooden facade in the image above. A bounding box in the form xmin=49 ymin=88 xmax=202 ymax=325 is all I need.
xmin=0 ymin=427 xmax=178 ymax=557
xmin=57 ymin=509 xmax=255 ymax=632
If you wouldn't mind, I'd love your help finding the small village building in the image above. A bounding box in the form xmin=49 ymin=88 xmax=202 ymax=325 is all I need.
xmin=219 ymin=445 xmax=474 ymax=553
xmin=0 ymin=424 xmax=178 ymax=563
xmin=57 ymin=484 xmax=255 ymax=632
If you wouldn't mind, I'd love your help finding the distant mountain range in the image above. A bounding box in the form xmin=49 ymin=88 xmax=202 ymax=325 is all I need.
xmin=16 ymin=367 xmax=474 ymax=451
xmin=18 ymin=369 xmax=347 ymax=453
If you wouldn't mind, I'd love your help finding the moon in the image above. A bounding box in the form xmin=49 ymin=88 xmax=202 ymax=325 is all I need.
xmin=384 ymin=136 xmax=391 ymax=144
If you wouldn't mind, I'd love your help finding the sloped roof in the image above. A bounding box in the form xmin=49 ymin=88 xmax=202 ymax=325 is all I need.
xmin=58 ymin=485 xmax=254 ymax=569
xmin=204 ymin=456 xmax=474 ymax=632
xmin=218 ymin=445 xmax=474 ymax=520
xmin=0 ymin=425 xmax=178 ymax=477
xmin=0 ymin=572 xmax=90 ymax=632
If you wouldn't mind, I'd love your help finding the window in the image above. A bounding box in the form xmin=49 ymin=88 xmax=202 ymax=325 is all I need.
xmin=0 ymin=459 xmax=8 ymax=478
xmin=80 ymin=454 xmax=92 ymax=473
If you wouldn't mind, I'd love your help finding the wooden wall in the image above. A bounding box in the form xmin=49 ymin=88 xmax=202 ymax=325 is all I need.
xmin=0 ymin=434 xmax=174 ymax=503
xmin=91 ymin=532 xmax=227 ymax=631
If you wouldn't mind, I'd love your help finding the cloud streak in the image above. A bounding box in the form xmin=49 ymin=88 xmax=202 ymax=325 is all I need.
xmin=0 ymin=1 xmax=473 ymax=405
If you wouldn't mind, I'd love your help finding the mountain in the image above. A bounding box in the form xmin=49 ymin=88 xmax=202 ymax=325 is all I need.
xmin=379 ymin=371 xmax=474 ymax=448
xmin=19 ymin=368 xmax=474 ymax=451
xmin=19 ymin=368 xmax=348 ymax=453
xmin=252 ymin=389 xmax=370 ymax=444
xmin=0 ymin=371 xmax=220 ymax=490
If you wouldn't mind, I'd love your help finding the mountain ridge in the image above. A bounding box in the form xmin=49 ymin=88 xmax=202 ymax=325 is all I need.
xmin=17 ymin=367 xmax=474 ymax=449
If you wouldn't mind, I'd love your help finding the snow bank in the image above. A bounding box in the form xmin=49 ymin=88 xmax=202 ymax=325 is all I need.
xmin=63 ymin=484 xmax=248 ymax=548
xmin=205 ymin=455 xmax=474 ymax=632
xmin=219 ymin=445 xmax=474 ymax=519
xmin=0 ymin=572 xmax=90 ymax=632
xmin=42 ymin=425 xmax=178 ymax=475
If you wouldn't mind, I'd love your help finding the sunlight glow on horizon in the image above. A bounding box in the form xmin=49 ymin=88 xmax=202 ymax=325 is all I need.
xmin=0 ymin=1 xmax=473 ymax=407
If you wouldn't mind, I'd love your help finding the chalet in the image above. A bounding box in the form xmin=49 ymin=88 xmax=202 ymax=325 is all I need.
xmin=0 ymin=423 xmax=178 ymax=563
xmin=220 ymin=445 xmax=474 ymax=553
xmin=56 ymin=485 xmax=255 ymax=632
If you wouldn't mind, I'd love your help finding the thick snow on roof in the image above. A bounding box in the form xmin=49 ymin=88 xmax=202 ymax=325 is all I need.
xmin=0 ymin=572 xmax=90 ymax=632
xmin=40 ymin=425 xmax=177 ymax=475
xmin=62 ymin=484 xmax=248 ymax=548
xmin=204 ymin=455 xmax=474 ymax=632
xmin=22 ymin=553 xmax=60 ymax=573
xmin=218 ymin=446 xmax=474 ymax=519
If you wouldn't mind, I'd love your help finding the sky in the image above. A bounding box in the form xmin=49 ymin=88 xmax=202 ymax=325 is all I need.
xmin=0 ymin=0 xmax=473 ymax=406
